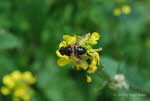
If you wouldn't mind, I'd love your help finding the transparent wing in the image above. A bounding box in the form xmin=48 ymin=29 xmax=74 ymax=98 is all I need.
xmin=76 ymin=34 xmax=88 ymax=46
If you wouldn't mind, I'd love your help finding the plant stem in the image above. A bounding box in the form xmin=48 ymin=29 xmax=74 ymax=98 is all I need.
xmin=96 ymin=68 xmax=150 ymax=98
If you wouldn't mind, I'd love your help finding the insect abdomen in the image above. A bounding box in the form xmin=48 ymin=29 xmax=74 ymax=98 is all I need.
xmin=59 ymin=46 xmax=86 ymax=56
xmin=59 ymin=46 xmax=72 ymax=56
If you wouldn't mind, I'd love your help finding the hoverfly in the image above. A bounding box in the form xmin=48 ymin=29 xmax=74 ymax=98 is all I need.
xmin=59 ymin=34 xmax=87 ymax=57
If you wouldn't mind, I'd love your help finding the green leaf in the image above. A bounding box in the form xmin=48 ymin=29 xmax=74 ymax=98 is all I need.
xmin=0 ymin=32 xmax=21 ymax=49
xmin=101 ymin=56 xmax=118 ymax=77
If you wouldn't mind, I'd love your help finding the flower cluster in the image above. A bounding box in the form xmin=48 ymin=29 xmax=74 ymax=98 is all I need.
xmin=113 ymin=0 xmax=131 ymax=16
xmin=0 ymin=70 xmax=36 ymax=101
xmin=113 ymin=5 xmax=131 ymax=16
xmin=56 ymin=32 xmax=102 ymax=82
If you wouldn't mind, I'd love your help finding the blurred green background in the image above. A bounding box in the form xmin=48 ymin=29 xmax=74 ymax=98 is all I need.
xmin=0 ymin=0 xmax=150 ymax=101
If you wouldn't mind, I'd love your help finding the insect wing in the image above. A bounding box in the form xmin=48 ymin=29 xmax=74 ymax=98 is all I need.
xmin=76 ymin=34 xmax=88 ymax=46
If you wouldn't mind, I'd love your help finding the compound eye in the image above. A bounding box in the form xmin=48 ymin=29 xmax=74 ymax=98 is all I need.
xmin=59 ymin=47 xmax=65 ymax=55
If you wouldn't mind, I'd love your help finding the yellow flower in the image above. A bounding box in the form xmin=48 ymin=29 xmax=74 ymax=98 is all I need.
xmin=14 ymin=86 xmax=31 ymax=101
xmin=59 ymin=41 xmax=67 ymax=48
xmin=11 ymin=70 xmax=22 ymax=81
xmin=87 ymin=58 xmax=98 ymax=73
xmin=57 ymin=57 xmax=71 ymax=66
xmin=1 ymin=70 xmax=35 ymax=101
xmin=56 ymin=32 xmax=102 ymax=76
xmin=113 ymin=8 xmax=121 ymax=16
xmin=87 ymin=65 xmax=97 ymax=73
xmin=14 ymin=87 xmax=26 ymax=97
xmin=122 ymin=5 xmax=131 ymax=14
xmin=1 ymin=87 xmax=10 ymax=95
xmin=87 ymin=53 xmax=100 ymax=73
xmin=22 ymin=71 xmax=36 ymax=84
xmin=3 ymin=75 xmax=15 ymax=88
xmin=86 ymin=75 xmax=92 ymax=83
xmin=88 ymin=32 xmax=100 ymax=45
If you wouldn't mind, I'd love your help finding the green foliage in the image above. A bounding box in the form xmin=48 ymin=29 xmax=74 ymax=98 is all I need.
xmin=0 ymin=0 xmax=150 ymax=101
xmin=0 ymin=32 xmax=21 ymax=49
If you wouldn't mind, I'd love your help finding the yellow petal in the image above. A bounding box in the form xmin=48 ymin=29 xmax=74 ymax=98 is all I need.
xmin=63 ymin=35 xmax=76 ymax=44
xmin=95 ymin=52 xmax=100 ymax=65
xmin=11 ymin=70 xmax=22 ymax=81
xmin=22 ymin=71 xmax=36 ymax=84
xmin=1 ymin=87 xmax=10 ymax=95
xmin=91 ymin=56 xmax=97 ymax=66
xmin=88 ymin=32 xmax=100 ymax=45
xmin=87 ymin=49 xmax=101 ymax=65
xmin=113 ymin=8 xmax=121 ymax=16
xmin=57 ymin=58 xmax=70 ymax=66
xmin=59 ymin=41 xmax=67 ymax=48
xmin=56 ymin=50 xmax=69 ymax=59
xmin=14 ymin=87 xmax=26 ymax=97
xmin=87 ymin=64 xmax=97 ymax=73
xmin=2 ymin=75 xmax=15 ymax=88
xmin=87 ymin=56 xmax=98 ymax=73
xmin=91 ymin=32 xmax=100 ymax=41
xmin=56 ymin=50 xmax=63 ymax=57
xmin=122 ymin=5 xmax=131 ymax=14
xmin=86 ymin=75 xmax=92 ymax=83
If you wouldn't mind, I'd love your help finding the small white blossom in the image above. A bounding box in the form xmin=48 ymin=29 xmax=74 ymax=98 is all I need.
xmin=109 ymin=74 xmax=129 ymax=89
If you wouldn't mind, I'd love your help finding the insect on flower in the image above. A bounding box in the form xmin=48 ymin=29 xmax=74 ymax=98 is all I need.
xmin=56 ymin=32 xmax=102 ymax=82
xmin=59 ymin=42 xmax=86 ymax=57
